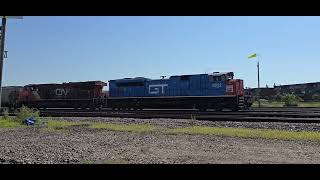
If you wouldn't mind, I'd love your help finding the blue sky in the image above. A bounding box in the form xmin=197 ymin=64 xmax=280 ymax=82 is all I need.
xmin=3 ymin=16 xmax=320 ymax=88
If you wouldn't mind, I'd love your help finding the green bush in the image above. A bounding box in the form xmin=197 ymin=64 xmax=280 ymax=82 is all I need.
xmin=312 ymin=94 xmax=320 ymax=101
xmin=15 ymin=106 xmax=41 ymax=124
xmin=280 ymin=93 xmax=303 ymax=107
xmin=3 ymin=109 xmax=9 ymax=119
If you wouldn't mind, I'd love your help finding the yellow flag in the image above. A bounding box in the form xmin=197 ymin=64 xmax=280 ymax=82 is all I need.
xmin=248 ymin=53 xmax=257 ymax=59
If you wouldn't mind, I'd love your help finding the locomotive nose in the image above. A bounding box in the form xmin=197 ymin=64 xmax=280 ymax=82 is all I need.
xmin=225 ymin=79 xmax=244 ymax=96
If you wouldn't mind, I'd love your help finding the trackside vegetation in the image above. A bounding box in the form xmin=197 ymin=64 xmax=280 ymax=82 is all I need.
xmin=1 ymin=106 xmax=320 ymax=142
xmin=0 ymin=106 xmax=41 ymax=128
xmin=252 ymin=93 xmax=320 ymax=107
xmin=166 ymin=126 xmax=320 ymax=141
xmin=89 ymin=122 xmax=155 ymax=133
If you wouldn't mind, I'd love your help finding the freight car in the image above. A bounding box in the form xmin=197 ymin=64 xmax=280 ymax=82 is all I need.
xmin=108 ymin=72 xmax=248 ymax=111
xmin=1 ymin=86 xmax=23 ymax=110
xmin=16 ymin=81 xmax=106 ymax=110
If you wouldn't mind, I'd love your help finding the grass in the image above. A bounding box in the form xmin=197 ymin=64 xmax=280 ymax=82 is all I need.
xmin=82 ymin=159 xmax=129 ymax=164
xmin=42 ymin=120 xmax=155 ymax=133
xmin=42 ymin=120 xmax=88 ymax=131
xmin=16 ymin=106 xmax=41 ymax=124
xmin=103 ymin=159 xmax=129 ymax=164
xmin=167 ymin=126 xmax=320 ymax=141
xmin=89 ymin=122 xmax=155 ymax=133
xmin=252 ymin=100 xmax=320 ymax=108
xmin=0 ymin=118 xmax=24 ymax=129
xmin=83 ymin=160 xmax=94 ymax=164
xmin=252 ymin=100 xmax=284 ymax=107
xmin=3 ymin=114 xmax=320 ymax=142
xmin=299 ymin=102 xmax=320 ymax=107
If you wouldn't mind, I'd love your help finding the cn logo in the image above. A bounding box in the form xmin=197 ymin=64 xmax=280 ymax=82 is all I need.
xmin=56 ymin=88 xmax=69 ymax=96
xmin=149 ymin=84 xmax=168 ymax=94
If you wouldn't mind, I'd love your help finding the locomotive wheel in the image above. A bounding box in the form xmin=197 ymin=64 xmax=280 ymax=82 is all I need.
xmin=231 ymin=107 xmax=239 ymax=112
xmin=90 ymin=105 xmax=95 ymax=111
xmin=215 ymin=108 xmax=223 ymax=112
xmin=199 ymin=108 xmax=207 ymax=112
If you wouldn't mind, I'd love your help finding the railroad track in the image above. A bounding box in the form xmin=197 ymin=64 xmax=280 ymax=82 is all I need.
xmin=37 ymin=107 xmax=320 ymax=113
xmin=40 ymin=110 xmax=320 ymax=117
xmin=4 ymin=107 xmax=320 ymax=123
xmin=36 ymin=109 xmax=320 ymax=124
xmin=251 ymin=107 xmax=320 ymax=112
xmin=38 ymin=107 xmax=320 ymax=116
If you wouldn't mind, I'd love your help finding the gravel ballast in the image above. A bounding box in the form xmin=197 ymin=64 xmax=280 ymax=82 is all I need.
xmin=1 ymin=117 xmax=320 ymax=164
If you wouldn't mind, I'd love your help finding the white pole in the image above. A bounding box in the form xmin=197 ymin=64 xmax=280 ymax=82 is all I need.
xmin=0 ymin=17 xmax=7 ymax=110
xmin=0 ymin=16 xmax=23 ymax=110
xmin=257 ymin=54 xmax=260 ymax=108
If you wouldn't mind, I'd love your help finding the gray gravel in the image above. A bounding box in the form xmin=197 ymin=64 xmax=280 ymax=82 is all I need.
xmin=1 ymin=117 xmax=320 ymax=164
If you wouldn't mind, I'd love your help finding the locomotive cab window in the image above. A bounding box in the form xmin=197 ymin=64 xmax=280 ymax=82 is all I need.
xmin=180 ymin=75 xmax=190 ymax=81
xmin=211 ymin=76 xmax=221 ymax=82
xmin=220 ymin=75 xmax=226 ymax=81
xmin=116 ymin=82 xmax=145 ymax=87
xmin=209 ymin=75 xmax=222 ymax=82
xmin=226 ymin=73 xmax=234 ymax=80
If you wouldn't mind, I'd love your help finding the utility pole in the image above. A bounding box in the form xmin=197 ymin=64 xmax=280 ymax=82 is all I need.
xmin=0 ymin=16 xmax=23 ymax=110
xmin=257 ymin=59 xmax=261 ymax=108
xmin=0 ymin=17 xmax=7 ymax=109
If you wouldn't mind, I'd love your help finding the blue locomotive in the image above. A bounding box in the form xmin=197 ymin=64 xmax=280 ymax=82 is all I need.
xmin=108 ymin=72 xmax=248 ymax=111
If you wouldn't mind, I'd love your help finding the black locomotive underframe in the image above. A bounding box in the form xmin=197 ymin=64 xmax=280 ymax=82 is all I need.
xmin=18 ymin=98 xmax=105 ymax=110
xmin=107 ymin=95 xmax=245 ymax=111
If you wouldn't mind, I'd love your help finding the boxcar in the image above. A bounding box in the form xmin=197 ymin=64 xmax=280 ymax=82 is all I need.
xmin=108 ymin=72 xmax=247 ymax=111
xmin=17 ymin=81 xmax=106 ymax=110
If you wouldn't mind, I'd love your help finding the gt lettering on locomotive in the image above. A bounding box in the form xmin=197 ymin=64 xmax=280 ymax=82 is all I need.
xmin=149 ymin=84 xmax=168 ymax=94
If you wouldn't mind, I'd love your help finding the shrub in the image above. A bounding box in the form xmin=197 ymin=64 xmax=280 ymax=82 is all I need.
xmin=3 ymin=109 xmax=9 ymax=119
xmin=312 ymin=94 xmax=320 ymax=101
xmin=280 ymin=93 xmax=303 ymax=107
xmin=15 ymin=106 xmax=41 ymax=124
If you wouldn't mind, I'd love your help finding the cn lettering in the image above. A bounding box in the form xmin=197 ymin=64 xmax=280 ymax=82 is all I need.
xmin=56 ymin=88 xmax=69 ymax=96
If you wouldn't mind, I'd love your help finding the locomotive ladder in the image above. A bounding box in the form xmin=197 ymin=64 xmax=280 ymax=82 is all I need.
xmin=238 ymin=96 xmax=245 ymax=110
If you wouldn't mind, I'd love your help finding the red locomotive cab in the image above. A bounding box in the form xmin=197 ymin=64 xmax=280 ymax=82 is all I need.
xmin=93 ymin=81 xmax=107 ymax=98
xmin=215 ymin=72 xmax=244 ymax=96
xmin=18 ymin=85 xmax=42 ymax=101
xmin=18 ymin=88 xmax=30 ymax=101
xmin=225 ymin=79 xmax=244 ymax=96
